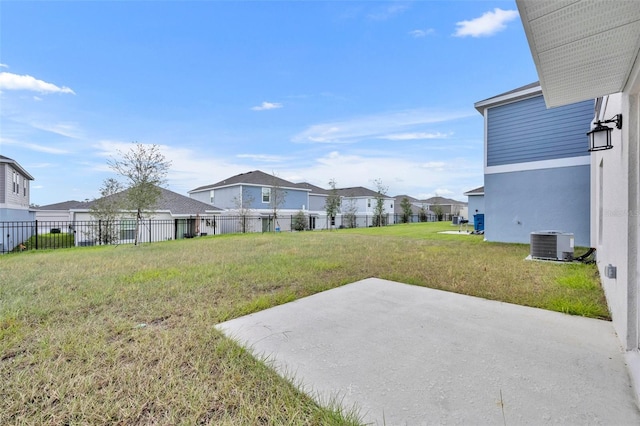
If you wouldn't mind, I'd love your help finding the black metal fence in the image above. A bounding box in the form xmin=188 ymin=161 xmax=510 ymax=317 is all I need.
xmin=1 ymin=213 xmax=398 ymax=254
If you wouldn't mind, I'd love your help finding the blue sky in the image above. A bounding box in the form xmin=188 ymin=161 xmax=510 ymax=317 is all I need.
xmin=0 ymin=1 xmax=538 ymax=206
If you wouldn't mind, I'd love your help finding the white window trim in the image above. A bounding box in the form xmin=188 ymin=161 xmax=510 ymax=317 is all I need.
xmin=262 ymin=187 xmax=271 ymax=203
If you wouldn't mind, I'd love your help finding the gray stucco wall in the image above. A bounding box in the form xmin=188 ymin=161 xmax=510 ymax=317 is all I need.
xmin=0 ymin=207 xmax=35 ymax=221
xmin=485 ymin=165 xmax=590 ymax=246
xmin=468 ymin=195 xmax=485 ymax=220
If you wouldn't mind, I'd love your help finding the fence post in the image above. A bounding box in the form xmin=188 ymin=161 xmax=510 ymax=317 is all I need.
xmin=149 ymin=218 xmax=152 ymax=243
xmin=174 ymin=218 xmax=178 ymax=240
xmin=35 ymin=220 xmax=38 ymax=250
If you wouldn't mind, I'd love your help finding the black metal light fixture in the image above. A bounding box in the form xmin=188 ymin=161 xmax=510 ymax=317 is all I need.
xmin=587 ymin=114 xmax=622 ymax=152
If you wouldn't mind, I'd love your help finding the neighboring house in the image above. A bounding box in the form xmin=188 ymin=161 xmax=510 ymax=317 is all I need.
xmin=463 ymin=186 xmax=484 ymax=229
xmin=516 ymin=0 xmax=640 ymax=394
xmin=335 ymin=186 xmax=396 ymax=227
xmin=393 ymin=195 xmax=434 ymax=222
xmin=0 ymin=155 xmax=35 ymax=252
xmin=189 ymin=170 xmax=311 ymax=232
xmin=423 ymin=196 xmax=467 ymax=220
xmin=36 ymin=186 xmax=221 ymax=245
xmin=296 ymin=182 xmax=330 ymax=230
xmin=35 ymin=200 xmax=89 ymax=222
xmin=0 ymin=155 xmax=34 ymax=221
xmin=474 ymin=82 xmax=593 ymax=246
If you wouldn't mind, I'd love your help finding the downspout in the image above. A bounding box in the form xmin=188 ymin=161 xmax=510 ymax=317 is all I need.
xmin=627 ymin=92 xmax=639 ymax=351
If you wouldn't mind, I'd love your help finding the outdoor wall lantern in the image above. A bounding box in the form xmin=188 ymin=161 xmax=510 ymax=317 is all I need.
xmin=587 ymin=114 xmax=622 ymax=152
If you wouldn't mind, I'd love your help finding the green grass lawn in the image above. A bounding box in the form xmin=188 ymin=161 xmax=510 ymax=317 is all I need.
xmin=0 ymin=222 xmax=608 ymax=424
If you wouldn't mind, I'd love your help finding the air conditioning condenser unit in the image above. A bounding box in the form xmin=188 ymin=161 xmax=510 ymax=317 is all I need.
xmin=530 ymin=231 xmax=574 ymax=261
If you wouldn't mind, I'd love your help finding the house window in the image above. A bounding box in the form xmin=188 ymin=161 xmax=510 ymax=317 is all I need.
xmin=23 ymin=178 xmax=27 ymax=196
xmin=120 ymin=219 xmax=136 ymax=241
xmin=262 ymin=187 xmax=271 ymax=203
xmin=367 ymin=199 xmax=371 ymax=208
xmin=12 ymin=171 xmax=17 ymax=193
xmin=210 ymin=190 xmax=215 ymax=204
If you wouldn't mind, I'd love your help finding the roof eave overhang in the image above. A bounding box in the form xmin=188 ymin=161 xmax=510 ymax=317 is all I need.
xmin=474 ymin=84 xmax=542 ymax=114
xmin=516 ymin=0 xmax=640 ymax=108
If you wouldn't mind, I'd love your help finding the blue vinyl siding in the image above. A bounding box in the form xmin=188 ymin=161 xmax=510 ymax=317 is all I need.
xmin=243 ymin=186 xmax=308 ymax=210
xmin=487 ymin=96 xmax=594 ymax=166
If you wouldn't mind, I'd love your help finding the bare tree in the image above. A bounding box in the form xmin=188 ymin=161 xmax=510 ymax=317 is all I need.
xmin=372 ymin=178 xmax=388 ymax=227
xmin=325 ymin=178 xmax=340 ymax=230
xmin=90 ymin=178 xmax=124 ymax=244
xmin=269 ymin=172 xmax=287 ymax=231
xmin=419 ymin=203 xmax=429 ymax=222
xmin=431 ymin=194 xmax=444 ymax=221
xmin=342 ymin=197 xmax=358 ymax=228
xmin=108 ymin=143 xmax=171 ymax=245
xmin=232 ymin=192 xmax=255 ymax=233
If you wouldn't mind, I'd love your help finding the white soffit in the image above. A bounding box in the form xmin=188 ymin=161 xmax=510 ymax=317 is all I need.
xmin=517 ymin=0 xmax=640 ymax=108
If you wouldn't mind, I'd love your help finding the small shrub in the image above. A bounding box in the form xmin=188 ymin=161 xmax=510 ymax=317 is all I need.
xmin=292 ymin=211 xmax=307 ymax=231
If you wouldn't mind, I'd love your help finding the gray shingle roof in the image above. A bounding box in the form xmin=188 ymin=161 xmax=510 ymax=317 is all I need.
xmin=423 ymin=196 xmax=466 ymax=206
xmin=296 ymin=182 xmax=330 ymax=195
xmin=0 ymin=155 xmax=35 ymax=180
xmin=36 ymin=200 xmax=91 ymax=210
xmin=335 ymin=186 xmax=387 ymax=198
xmin=39 ymin=186 xmax=221 ymax=215
xmin=190 ymin=170 xmax=306 ymax=193
xmin=464 ymin=186 xmax=484 ymax=196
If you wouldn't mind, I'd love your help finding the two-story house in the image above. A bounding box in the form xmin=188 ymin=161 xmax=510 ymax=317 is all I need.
xmin=335 ymin=187 xmax=396 ymax=227
xmin=474 ymin=82 xmax=594 ymax=246
xmin=1 ymin=155 xmax=35 ymax=252
xmin=189 ymin=170 xmax=311 ymax=232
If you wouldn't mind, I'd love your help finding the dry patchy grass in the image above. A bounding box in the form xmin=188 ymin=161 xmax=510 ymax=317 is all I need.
xmin=0 ymin=222 xmax=608 ymax=424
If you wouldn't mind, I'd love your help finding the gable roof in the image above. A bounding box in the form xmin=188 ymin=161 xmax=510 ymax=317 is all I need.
xmin=39 ymin=187 xmax=221 ymax=215
xmin=463 ymin=186 xmax=485 ymax=196
xmin=474 ymin=82 xmax=541 ymax=114
xmin=394 ymin=194 xmax=422 ymax=203
xmin=0 ymin=155 xmax=35 ymax=180
xmin=423 ymin=196 xmax=466 ymax=206
xmin=146 ymin=187 xmax=222 ymax=214
xmin=335 ymin=186 xmax=393 ymax=199
xmin=36 ymin=200 xmax=90 ymax=210
xmin=190 ymin=170 xmax=308 ymax=193
xmin=296 ymin=182 xmax=330 ymax=195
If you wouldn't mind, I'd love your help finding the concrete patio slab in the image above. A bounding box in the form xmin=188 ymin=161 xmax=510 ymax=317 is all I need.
xmin=215 ymin=278 xmax=640 ymax=425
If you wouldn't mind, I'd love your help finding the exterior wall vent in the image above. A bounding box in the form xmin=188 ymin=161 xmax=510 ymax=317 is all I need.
xmin=530 ymin=231 xmax=574 ymax=261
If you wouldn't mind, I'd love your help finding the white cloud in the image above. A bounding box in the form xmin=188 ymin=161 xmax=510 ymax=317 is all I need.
xmin=251 ymin=101 xmax=283 ymax=111
xmin=0 ymin=64 xmax=8 ymax=69
xmin=292 ymin=109 xmax=473 ymax=144
xmin=421 ymin=161 xmax=446 ymax=170
xmin=410 ymin=29 xmax=435 ymax=38
xmin=0 ymin=136 xmax=70 ymax=154
xmin=236 ymin=154 xmax=290 ymax=163
xmin=379 ymin=132 xmax=449 ymax=141
xmin=29 ymin=121 xmax=83 ymax=139
xmin=454 ymin=8 xmax=519 ymax=38
xmin=281 ymin=151 xmax=481 ymax=200
xmin=33 ymin=96 xmax=43 ymax=102
xmin=433 ymin=188 xmax=454 ymax=196
xmin=0 ymin=72 xmax=75 ymax=94
xmin=368 ymin=2 xmax=410 ymax=20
